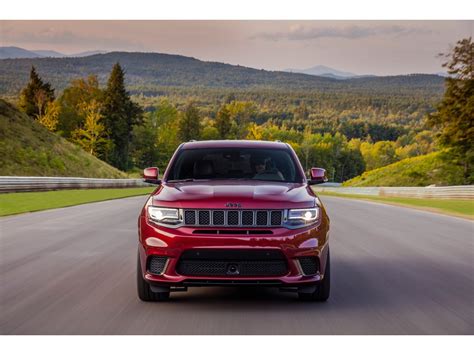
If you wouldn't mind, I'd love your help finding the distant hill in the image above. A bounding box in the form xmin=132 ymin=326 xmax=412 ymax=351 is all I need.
xmin=0 ymin=99 xmax=126 ymax=178
xmin=32 ymin=50 xmax=66 ymax=58
xmin=0 ymin=46 xmax=42 ymax=59
xmin=285 ymin=65 xmax=362 ymax=79
xmin=71 ymin=50 xmax=108 ymax=57
xmin=0 ymin=46 xmax=108 ymax=60
xmin=0 ymin=51 xmax=445 ymax=96
xmin=343 ymin=152 xmax=465 ymax=187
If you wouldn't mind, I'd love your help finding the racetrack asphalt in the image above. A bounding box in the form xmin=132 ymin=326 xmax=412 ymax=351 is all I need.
xmin=1 ymin=195 xmax=473 ymax=334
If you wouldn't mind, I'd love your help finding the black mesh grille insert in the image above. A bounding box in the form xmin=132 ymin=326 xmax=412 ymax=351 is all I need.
xmin=177 ymin=249 xmax=288 ymax=277
xmin=198 ymin=210 xmax=210 ymax=225
xmin=298 ymin=257 xmax=319 ymax=275
xmin=227 ymin=211 xmax=239 ymax=225
xmin=184 ymin=210 xmax=196 ymax=225
xmin=271 ymin=211 xmax=282 ymax=226
xmin=182 ymin=209 xmax=283 ymax=227
xmin=241 ymin=211 xmax=254 ymax=225
xmin=256 ymin=211 xmax=268 ymax=226
xmin=147 ymin=256 xmax=168 ymax=275
xmin=213 ymin=211 xmax=225 ymax=225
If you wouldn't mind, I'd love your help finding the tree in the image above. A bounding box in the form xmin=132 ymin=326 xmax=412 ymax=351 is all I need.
xmin=102 ymin=63 xmax=143 ymax=170
xmin=427 ymin=37 xmax=474 ymax=183
xmin=130 ymin=99 xmax=180 ymax=169
xmin=57 ymin=75 xmax=103 ymax=138
xmin=72 ymin=100 xmax=108 ymax=156
xmin=226 ymin=101 xmax=257 ymax=139
xmin=246 ymin=122 xmax=263 ymax=140
xmin=177 ymin=102 xmax=202 ymax=141
xmin=200 ymin=117 xmax=220 ymax=140
xmin=18 ymin=66 xmax=55 ymax=118
xmin=360 ymin=141 xmax=398 ymax=170
xmin=37 ymin=100 xmax=61 ymax=132
xmin=215 ymin=105 xmax=232 ymax=139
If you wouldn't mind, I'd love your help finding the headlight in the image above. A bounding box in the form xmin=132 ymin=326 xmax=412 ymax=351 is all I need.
xmin=285 ymin=207 xmax=319 ymax=228
xmin=147 ymin=206 xmax=180 ymax=225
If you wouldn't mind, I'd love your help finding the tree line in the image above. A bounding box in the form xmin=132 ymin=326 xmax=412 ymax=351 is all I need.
xmin=18 ymin=63 xmax=142 ymax=170
xmin=15 ymin=37 xmax=473 ymax=183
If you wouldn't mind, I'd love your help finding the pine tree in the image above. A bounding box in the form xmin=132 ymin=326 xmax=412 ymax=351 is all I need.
xmin=178 ymin=102 xmax=202 ymax=141
xmin=102 ymin=63 xmax=143 ymax=170
xmin=215 ymin=105 xmax=232 ymax=139
xmin=427 ymin=37 xmax=474 ymax=183
xmin=18 ymin=66 xmax=55 ymax=118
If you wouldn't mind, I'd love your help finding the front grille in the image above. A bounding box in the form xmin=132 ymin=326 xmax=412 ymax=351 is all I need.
xmin=256 ymin=211 xmax=268 ymax=225
xmin=147 ymin=256 xmax=168 ymax=275
xmin=242 ymin=211 xmax=254 ymax=225
xmin=213 ymin=211 xmax=225 ymax=225
xmin=182 ymin=209 xmax=283 ymax=227
xmin=227 ymin=211 xmax=239 ymax=225
xmin=298 ymin=257 xmax=319 ymax=275
xmin=198 ymin=210 xmax=210 ymax=225
xmin=176 ymin=249 xmax=288 ymax=277
xmin=184 ymin=210 xmax=196 ymax=225
xmin=271 ymin=211 xmax=282 ymax=225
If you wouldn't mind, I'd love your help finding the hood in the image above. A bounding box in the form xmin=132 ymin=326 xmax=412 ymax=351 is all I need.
xmin=152 ymin=180 xmax=316 ymax=209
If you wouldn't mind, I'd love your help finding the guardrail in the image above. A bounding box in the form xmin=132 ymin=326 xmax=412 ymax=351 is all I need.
xmin=0 ymin=176 xmax=151 ymax=193
xmin=313 ymin=185 xmax=474 ymax=200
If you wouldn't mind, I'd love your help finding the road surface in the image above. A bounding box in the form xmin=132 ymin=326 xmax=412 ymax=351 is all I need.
xmin=1 ymin=195 xmax=473 ymax=334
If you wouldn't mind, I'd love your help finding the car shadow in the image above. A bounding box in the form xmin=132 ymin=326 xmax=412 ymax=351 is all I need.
xmin=161 ymin=253 xmax=471 ymax=315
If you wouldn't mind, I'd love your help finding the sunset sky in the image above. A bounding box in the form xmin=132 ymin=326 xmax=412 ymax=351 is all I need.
xmin=1 ymin=20 xmax=472 ymax=75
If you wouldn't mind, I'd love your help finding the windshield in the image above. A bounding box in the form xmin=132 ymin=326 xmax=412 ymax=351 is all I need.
xmin=166 ymin=147 xmax=302 ymax=183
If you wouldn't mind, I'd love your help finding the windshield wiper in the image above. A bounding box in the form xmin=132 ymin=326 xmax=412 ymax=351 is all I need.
xmin=166 ymin=178 xmax=197 ymax=183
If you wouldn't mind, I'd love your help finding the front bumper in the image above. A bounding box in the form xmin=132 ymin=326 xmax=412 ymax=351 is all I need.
xmin=138 ymin=214 xmax=330 ymax=286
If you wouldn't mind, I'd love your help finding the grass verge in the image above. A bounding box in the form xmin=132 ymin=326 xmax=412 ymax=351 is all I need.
xmin=317 ymin=191 xmax=474 ymax=219
xmin=0 ymin=187 xmax=156 ymax=216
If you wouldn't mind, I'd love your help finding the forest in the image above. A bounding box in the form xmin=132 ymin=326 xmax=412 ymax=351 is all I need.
xmin=2 ymin=37 xmax=472 ymax=184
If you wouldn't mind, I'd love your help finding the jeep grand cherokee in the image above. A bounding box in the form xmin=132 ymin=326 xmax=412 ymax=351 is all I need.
xmin=137 ymin=140 xmax=330 ymax=301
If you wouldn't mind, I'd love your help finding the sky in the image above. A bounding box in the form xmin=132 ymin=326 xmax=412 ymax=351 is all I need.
xmin=1 ymin=20 xmax=472 ymax=75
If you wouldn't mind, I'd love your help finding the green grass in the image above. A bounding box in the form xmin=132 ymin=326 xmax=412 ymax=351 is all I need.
xmin=317 ymin=191 xmax=474 ymax=219
xmin=0 ymin=187 xmax=156 ymax=216
xmin=343 ymin=151 xmax=465 ymax=187
xmin=0 ymin=99 xmax=127 ymax=178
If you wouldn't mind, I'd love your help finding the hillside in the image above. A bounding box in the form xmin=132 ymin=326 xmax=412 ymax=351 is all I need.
xmin=0 ymin=99 xmax=126 ymax=178
xmin=343 ymin=152 xmax=465 ymax=187
xmin=0 ymin=51 xmax=445 ymax=96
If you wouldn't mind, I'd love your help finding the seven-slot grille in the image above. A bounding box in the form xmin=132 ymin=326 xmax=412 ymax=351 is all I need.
xmin=183 ymin=209 xmax=283 ymax=227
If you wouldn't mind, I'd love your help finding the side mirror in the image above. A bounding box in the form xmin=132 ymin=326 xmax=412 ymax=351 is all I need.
xmin=308 ymin=167 xmax=328 ymax=185
xmin=143 ymin=167 xmax=161 ymax=185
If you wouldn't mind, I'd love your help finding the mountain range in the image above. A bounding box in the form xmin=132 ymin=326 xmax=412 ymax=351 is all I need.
xmin=0 ymin=50 xmax=446 ymax=96
xmin=284 ymin=65 xmax=376 ymax=80
xmin=0 ymin=46 xmax=107 ymax=59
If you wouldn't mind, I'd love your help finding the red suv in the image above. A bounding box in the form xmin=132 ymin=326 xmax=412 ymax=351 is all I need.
xmin=137 ymin=140 xmax=330 ymax=302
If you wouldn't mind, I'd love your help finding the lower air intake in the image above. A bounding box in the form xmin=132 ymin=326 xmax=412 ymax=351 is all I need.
xmin=147 ymin=256 xmax=168 ymax=275
xmin=298 ymin=257 xmax=319 ymax=275
xmin=176 ymin=249 xmax=288 ymax=277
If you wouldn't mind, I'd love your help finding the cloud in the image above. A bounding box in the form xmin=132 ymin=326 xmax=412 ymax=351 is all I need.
xmin=252 ymin=24 xmax=434 ymax=41
xmin=2 ymin=25 xmax=145 ymax=51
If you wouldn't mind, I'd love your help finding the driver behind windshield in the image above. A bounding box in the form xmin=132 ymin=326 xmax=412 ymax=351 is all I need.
xmin=250 ymin=156 xmax=284 ymax=181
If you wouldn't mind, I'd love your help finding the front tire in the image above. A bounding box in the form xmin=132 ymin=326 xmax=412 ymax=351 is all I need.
xmin=298 ymin=249 xmax=330 ymax=302
xmin=137 ymin=253 xmax=170 ymax=302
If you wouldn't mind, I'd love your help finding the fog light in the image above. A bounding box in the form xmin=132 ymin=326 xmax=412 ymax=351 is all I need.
xmin=145 ymin=237 xmax=168 ymax=247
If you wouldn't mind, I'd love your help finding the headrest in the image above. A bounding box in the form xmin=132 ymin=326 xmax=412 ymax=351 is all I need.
xmin=193 ymin=160 xmax=214 ymax=177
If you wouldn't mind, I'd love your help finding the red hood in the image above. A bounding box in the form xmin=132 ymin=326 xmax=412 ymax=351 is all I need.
xmin=151 ymin=180 xmax=316 ymax=209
